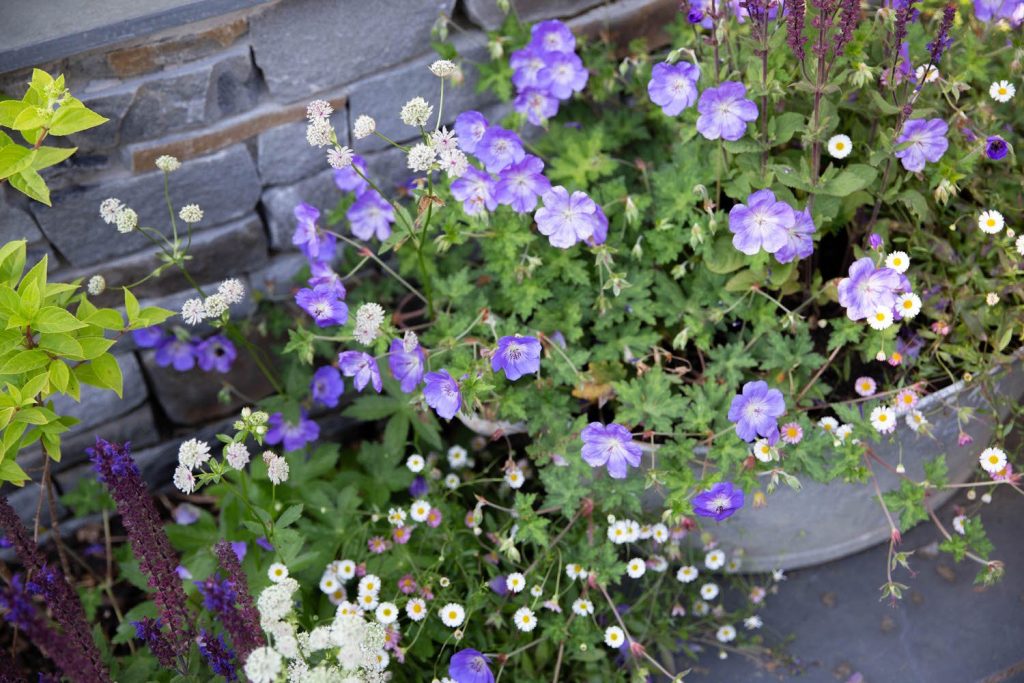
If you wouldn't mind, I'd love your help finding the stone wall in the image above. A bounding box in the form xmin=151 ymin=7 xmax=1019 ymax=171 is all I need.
xmin=0 ymin=0 xmax=676 ymax=521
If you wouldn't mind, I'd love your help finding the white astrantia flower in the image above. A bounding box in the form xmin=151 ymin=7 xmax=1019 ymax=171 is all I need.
xmin=375 ymin=602 xmax=398 ymax=625
xmin=178 ymin=439 xmax=211 ymax=469
xmin=182 ymin=299 xmax=207 ymax=327
xmin=387 ymin=507 xmax=407 ymax=527
xmin=402 ymin=330 xmax=419 ymax=353
xmin=506 ymin=572 xmax=526 ymax=593
xmin=406 ymin=454 xmax=425 ymax=472
xmin=268 ymin=563 xmax=289 ymax=583
xmin=173 ymin=464 xmax=196 ymax=494
xmin=155 ymin=155 xmax=181 ymax=172
xmin=827 ymin=134 xmax=852 ymax=159
xmin=400 ymin=97 xmax=433 ymax=127
xmin=430 ymin=127 xmax=458 ymax=152
xmin=990 ymin=80 xmax=1016 ymax=102
xmin=884 ymin=251 xmax=909 ymax=273
xmin=571 ymin=598 xmax=594 ymax=616
xmin=430 ymin=59 xmax=456 ymax=77
xmin=504 ymin=466 xmax=524 ymax=489
xmin=626 ymin=558 xmax=646 ymax=579
xmin=203 ymin=293 xmax=229 ymax=318
xmin=439 ymin=149 xmax=469 ymax=178
xmin=224 ymin=442 xmax=250 ymax=469
xmin=86 ymin=275 xmax=106 ymax=296
xmin=327 ymin=146 xmax=354 ymax=169
xmin=267 ymin=455 xmax=289 ymax=485
xmin=705 ymin=549 xmax=726 ymax=570
xmin=115 ymin=207 xmax=138 ymax=233
xmin=406 ymin=597 xmax=427 ymax=621
xmin=513 ymin=606 xmax=537 ymax=632
xmin=896 ymin=292 xmax=922 ymax=319
xmin=439 ymin=602 xmax=465 ymax=628
xmin=407 ymin=143 xmax=437 ymax=172
xmin=676 ymin=565 xmax=698 ymax=583
xmin=915 ymin=64 xmax=939 ymax=83
xmin=218 ymin=278 xmax=245 ymax=305
xmin=869 ymin=405 xmax=897 ymax=433
xmin=906 ymin=409 xmax=927 ymax=432
xmin=306 ymin=99 xmax=333 ymax=121
xmin=603 ymin=626 xmax=625 ymax=648
xmin=700 ymin=583 xmax=719 ymax=600
xmin=751 ymin=438 xmax=775 ymax=463
xmin=867 ymin=307 xmax=894 ymax=331
xmin=99 ymin=198 xmax=124 ymax=224
xmin=716 ymin=624 xmax=737 ymax=643
xmin=978 ymin=210 xmax=1004 ymax=234
xmin=354 ymin=303 xmax=387 ymax=346
xmin=986 ymin=292 xmax=1000 ymax=306
xmin=179 ymin=203 xmax=204 ymax=224
xmin=952 ymin=514 xmax=967 ymax=535
xmin=244 ymin=647 xmax=283 ymax=683
xmin=979 ymin=446 xmax=1007 ymax=474
xmin=306 ymin=118 xmax=333 ymax=148
xmin=353 ymin=115 xmax=376 ymax=139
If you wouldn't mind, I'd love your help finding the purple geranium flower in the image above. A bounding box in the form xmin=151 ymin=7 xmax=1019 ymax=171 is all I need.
xmin=773 ymin=208 xmax=816 ymax=264
xmin=495 ymin=155 xmax=551 ymax=213
xmin=491 ymin=335 xmax=542 ymax=381
xmin=692 ymin=481 xmax=745 ymax=521
xmin=974 ymin=0 xmax=1020 ymax=21
xmin=311 ymin=365 xmax=344 ymax=408
xmin=728 ymin=189 xmax=795 ymax=256
xmin=195 ymin=335 xmax=236 ymax=373
xmin=588 ymin=205 xmax=609 ymax=246
xmin=535 ymin=186 xmax=600 ymax=248
xmin=727 ymin=380 xmax=785 ymax=443
xmin=409 ymin=475 xmax=428 ymax=498
xmin=580 ymin=422 xmax=643 ymax=479
xmin=528 ymin=20 xmax=576 ymax=54
xmin=895 ymin=118 xmax=948 ymax=172
xmin=154 ymin=338 xmax=196 ymax=371
xmin=837 ymin=257 xmax=904 ymax=321
xmin=266 ymin=411 xmax=320 ymax=452
xmin=449 ymin=648 xmax=494 ymax=683
xmin=295 ymin=283 xmax=348 ymax=327
xmin=338 ymin=351 xmax=383 ymax=393
xmin=451 ymin=167 xmax=498 ymax=216
xmin=544 ymin=51 xmax=588 ymax=99
xmin=388 ymin=338 xmax=425 ymax=393
xmin=475 ymin=127 xmax=526 ymax=174
xmin=133 ymin=326 xmax=168 ymax=349
xmin=696 ymin=81 xmax=758 ymax=141
xmin=455 ymin=111 xmax=489 ymax=155
xmin=423 ymin=370 xmax=462 ymax=420
xmin=510 ymin=48 xmax=554 ymax=92
xmin=333 ymin=154 xmax=370 ymax=194
xmin=308 ymin=260 xmax=345 ymax=292
xmin=648 ymin=62 xmax=701 ymax=116
xmin=514 ymin=87 xmax=560 ymax=125
xmin=292 ymin=203 xmax=336 ymax=262
xmin=347 ymin=189 xmax=394 ymax=241
xmin=985 ymin=135 xmax=1008 ymax=160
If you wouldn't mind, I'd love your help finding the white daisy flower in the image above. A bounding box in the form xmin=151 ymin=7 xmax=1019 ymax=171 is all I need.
xmin=439 ymin=603 xmax=465 ymax=628
xmin=819 ymin=417 xmax=839 ymax=433
xmin=447 ymin=445 xmax=468 ymax=468
xmin=834 ymin=424 xmax=853 ymax=442
xmin=692 ymin=600 xmax=710 ymax=616
xmin=869 ymin=405 xmax=897 ymax=433
xmin=827 ymin=134 xmax=852 ymax=159
xmin=884 ymin=251 xmax=910 ymax=273
xmin=603 ymin=626 xmax=625 ymax=648
xmin=506 ymin=572 xmax=526 ymax=593
xmin=867 ymin=307 xmax=894 ymax=331
xmin=406 ymin=454 xmax=425 ymax=472
xmin=319 ymin=574 xmax=339 ymax=594
xmin=705 ymin=550 xmax=726 ymax=570
xmin=990 ymin=80 xmax=1016 ymax=102
xmin=896 ymin=292 xmax=922 ymax=319
xmin=566 ymin=564 xmax=588 ymax=581
xmin=651 ymin=523 xmax=669 ymax=543
xmin=375 ymin=602 xmax=398 ymax=624
xmin=406 ymin=598 xmax=427 ymax=621
xmin=700 ymin=583 xmax=719 ymax=600
xmin=751 ymin=438 xmax=775 ymax=463
xmin=855 ymin=377 xmax=877 ymax=397
xmin=505 ymin=466 xmax=525 ymax=489
xmin=716 ymin=624 xmax=737 ymax=643
xmin=358 ymin=575 xmax=381 ymax=596
xmin=906 ymin=409 xmax=927 ymax=431
xmin=915 ymin=64 xmax=940 ymax=83
xmin=1015 ymin=234 xmax=1024 ymax=256
xmin=744 ymin=615 xmax=763 ymax=629
xmin=978 ymin=210 xmax=1004 ymax=235
xmin=410 ymin=499 xmax=431 ymax=523
xmin=387 ymin=507 xmax=407 ymax=528
xmin=358 ymin=591 xmax=379 ymax=610
xmin=571 ymin=598 xmax=594 ymax=616
xmin=676 ymin=565 xmax=699 ymax=583
xmin=952 ymin=514 xmax=967 ymax=535
xmin=530 ymin=585 xmax=543 ymax=597
xmin=444 ymin=473 xmax=460 ymax=490
xmin=337 ymin=560 xmax=356 ymax=581
xmin=513 ymin=606 xmax=537 ymax=632
xmin=979 ymin=447 xmax=1007 ymax=474
xmin=626 ymin=558 xmax=646 ymax=579
xmin=268 ymin=563 xmax=289 ymax=583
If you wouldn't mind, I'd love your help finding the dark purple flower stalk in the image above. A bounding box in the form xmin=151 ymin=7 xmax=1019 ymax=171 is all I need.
xmin=0 ymin=499 xmax=108 ymax=682
xmin=893 ymin=0 xmax=919 ymax=48
xmin=88 ymin=438 xmax=194 ymax=663
xmin=133 ymin=618 xmax=178 ymax=670
xmin=0 ymin=650 xmax=26 ymax=683
xmin=834 ymin=0 xmax=861 ymax=56
xmin=197 ymin=630 xmax=237 ymax=681
xmin=214 ymin=541 xmax=265 ymax=660
xmin=926 ymin=3 xmax=956 ymax=66
xmin=786 ymin=0 xmax=807 ymax=60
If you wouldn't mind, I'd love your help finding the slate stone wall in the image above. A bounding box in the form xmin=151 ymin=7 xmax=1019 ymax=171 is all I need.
xmin=0 ymin=0 xmax=677 ymax=521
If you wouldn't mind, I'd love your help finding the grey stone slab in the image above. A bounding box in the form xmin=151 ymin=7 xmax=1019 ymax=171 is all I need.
xmin=257 ymin=120 xmax=337 ymax=187
xmin=58 ymin=214 xmax=268 ymax=302
xmin=249 ymin=252 xmax=306 ymax=301
xmin=31 ymin=144 xmax=260 ymax=266
xmin=67 ymin=88 xmax=136 ymax=151
xmin=0 ymin=199 xmax=43 ymax=243
xmin=261 ymin=167 xmax=341 ymax=250
xmin=346 ymin=34 xmax=498 ymax=154
xmin=249 ymin=0 xmax=457 ymax=101
xmin=462 ymin=0 xmax=606 ymax=30
xmin=48 ymin=352 xmax=147 ymax=434
xmin=0 ymin=482 xmax=65 ymax=528
xmin=205 ymin=47 xmax=262 ymax=121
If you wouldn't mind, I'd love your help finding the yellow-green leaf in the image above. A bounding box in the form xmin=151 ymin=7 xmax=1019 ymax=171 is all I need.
xmin=49 ymin=104 xmax=108 ymax=136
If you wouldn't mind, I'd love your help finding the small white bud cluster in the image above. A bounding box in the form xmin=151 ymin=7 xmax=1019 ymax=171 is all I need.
xmin=155 ymin=155 xmax=181 ymax=172
xmin=263 ymin=450 xmax=290 ymax=485
xmin=429 ymin=60 xmax=456 ymax=78
xmin=180 ymin=278 xmax=247 ymax=325
xmin=86 ymin=275 xmax=106 ymax=296
xmin=353 ymin=114 xmax=376 ymax=140
xmin=178 ymin=203 xmax=203 ymax=224
xmin=400 ymin=97 xmax=433 ymax=127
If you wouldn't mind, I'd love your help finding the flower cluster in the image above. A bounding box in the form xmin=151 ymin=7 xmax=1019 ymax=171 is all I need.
xmin=135 ymin=325 xmax=238 ymax=373
xmin=510 ymin=20 xmax=589 ymax=125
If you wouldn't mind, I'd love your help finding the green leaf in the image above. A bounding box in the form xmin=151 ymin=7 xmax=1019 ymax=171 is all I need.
xmin=135 ymin=306 xmax=175 ymax=327
xmin=75 ymin=353 xmax=123 ymax=397
xmin=0 ymin=458 xmax=30 ymax=486
xmin=0 ymin=144 xmax=34 ymax=181
xmin=38 ymin=332 xmax=84 ymax=358
xmin=275 ymin=504 xmax=304 ymax=529
xmin=868 ymin=89 xmax=901 ymax=116
xmin=0 ymin=101 xmax=30 ymax=128
xmin=342 ymin=395 xmax=402 ymax=420
xmin=11 ymin=106 xmax=48 ymax=131
xmin=819 ymin=164 xmax=877 ymax=197
xmin=30 ymin=146 xmax=76 ymax=171
xmin=123 ymin=288 xmax=140 ymax=324
xmin=82 ymin=308 xmax=124 ymax=330
xmin=48 ymin=104 xmax=108 ymax=136
xmin=8 ymin=168 xmax=50 ymax=205
xmin=34 ymin=305 xmax=86 ymax=333
xmin=772 ymin=112 xmax=805 ymax=146
xmin=703 ymin=232 xmax=746 ymax=274
xmin=0 ymin=349 xmax=50 ymax=375
xmin=49 ymin=359 xmax=69 ymax=392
